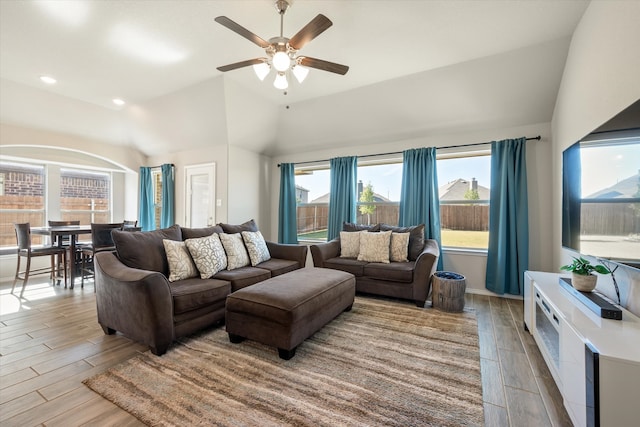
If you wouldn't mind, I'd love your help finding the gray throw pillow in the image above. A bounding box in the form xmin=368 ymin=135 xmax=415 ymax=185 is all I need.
xmin=219 ymin=219 xmax=259 ymax=234
xmin=379 ymin=224 xmax=425 ymax=261
xmin=112 ymin=224 xmax=182 ymax=276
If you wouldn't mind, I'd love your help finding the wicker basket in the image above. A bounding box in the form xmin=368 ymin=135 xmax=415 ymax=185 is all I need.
xmin=432 ymin=271 xmax=466 ymax=312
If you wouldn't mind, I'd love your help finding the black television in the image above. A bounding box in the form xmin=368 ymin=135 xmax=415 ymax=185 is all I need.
xmin=561 ymin=103 xmax=640 ymax=270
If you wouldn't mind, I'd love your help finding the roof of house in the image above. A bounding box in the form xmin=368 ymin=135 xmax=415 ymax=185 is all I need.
xmin=310 ymin=192 xmax=391 ymax=204
xmin=438 ymin=179 xmax=490 ymax=201
xmin=586 ymin=172 xmax=639 ymax=199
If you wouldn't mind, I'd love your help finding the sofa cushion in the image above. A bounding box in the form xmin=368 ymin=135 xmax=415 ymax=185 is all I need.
xmin=380 ymin=224 xmax=425 ymax=261
xmin=219 ymin=233 xmax=251 ymax=270
xmin=220 ymin=219 xmax=259 ymax=234
xmin=213 ymin=267 xmax=271 ymax=292
xmin=390 ymin=232 xmax=410 ymax=262
xmin=185 ymin=234 xmax=228 ymax=278
xmin=357 ymin=231 xmax=392 ymax=263
xmin=169 ymin=278 xmax=230 ymax=315
xmin=363 ymin=261 xmax=416 ymax=283
xmin=112 ymin=224 xmax=182 ymax=276
xmin=242 ymin=231 xmax=271 ymax=266
xmin=181 ymin=225 xmax=223 ymax=240
xmin=163 ymin=239 xmax=198 ymax=282
xmin=323 ymin=257 xmax=367 ymax=277
xmin=255 ymin=258 xmax=300 ymax=277
xmin=339 ymin=231 xmax=362 ymax=258
xmin=343 ymin=222 xmax=380 ymax=232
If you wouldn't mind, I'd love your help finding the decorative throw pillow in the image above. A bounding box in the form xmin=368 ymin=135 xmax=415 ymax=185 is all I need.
xmin=219 ymin=233 xmax=251 ymax=270
xmin=389 ymin=232 xmax=410 ymax=262
xmin=340 ymin=231 xmax=362 ymax=258
xmin=185 ymin=233 xmax=228 ymax=278
xmin=219 ymin=219 xmax=259 ymax=234
xmin=380 ymin=224 xmax=425 ymax=261
xmin=358 ymin=231 xmax=392 ymax=263
xmin=162 ymin=239 xmax=198 ymax=282
xmin=242 ymin=230 xmax=271 ymax=266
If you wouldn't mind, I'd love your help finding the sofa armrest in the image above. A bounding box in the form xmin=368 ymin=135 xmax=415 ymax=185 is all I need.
xmin=265 ymin=241 xmax=308 ymax=269
xmin=310 ymin=239 xmax=341 ymax=268
xmin=94 ymin=251 xmax=174 ymax=355
xmin=412 ymin=239 xmax=440 ymax=304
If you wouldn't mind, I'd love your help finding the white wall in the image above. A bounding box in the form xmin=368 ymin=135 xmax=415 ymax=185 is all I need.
xmin=227 ymin=145 xmax=271 ymax=235
xmin=148 ymin=144 xmax=229 ymax=226
xmin=270 ymin=122 xmax=553 ymax=296
xmin=551 ymin=0 xmax=640 ymax=315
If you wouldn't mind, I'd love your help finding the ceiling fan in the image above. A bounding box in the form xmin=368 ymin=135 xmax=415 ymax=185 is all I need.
xmin=215 ymin=0 xmax=349 ymax=89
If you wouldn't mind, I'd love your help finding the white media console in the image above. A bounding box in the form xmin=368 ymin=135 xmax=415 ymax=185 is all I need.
xmin=524 ymin=271 xmax=640 ymax=427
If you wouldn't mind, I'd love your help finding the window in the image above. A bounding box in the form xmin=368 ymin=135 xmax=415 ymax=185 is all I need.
xmin=355 ymin=161 xmax=402 ymax=226
xmin=153 ymin=170 xmax=163 ymax=230
xmin=60 ymin=168 xmax=111 ymax=224
xmin=577 ymin=140 xmax=639 ymax=260
xmin=294 ymin=161 xmax=403 ymax=242
xmin=0 ymin=161 xmax=115 ymax=251
xmin=437 ymin=153 xmax=491 ymax=249
xmin=0 ymin=161 xmax=46 ymax=247
xmin=295 ymin=168 xmax=330 ymax=241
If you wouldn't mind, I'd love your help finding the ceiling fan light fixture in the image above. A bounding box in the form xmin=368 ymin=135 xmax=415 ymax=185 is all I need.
xmin=253 ymin=62 xmax=271 ymax=81
xmin=274 ymin=72 xmax=288 ymax=89
xmin=292 ymin=64 xmax=309 ymax=83
xmin=272 ymin=51 xmax=290 ymax=72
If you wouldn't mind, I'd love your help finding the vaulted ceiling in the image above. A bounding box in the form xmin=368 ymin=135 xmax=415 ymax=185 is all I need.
xmin=0 ymin=0 xmax=590 ymax=157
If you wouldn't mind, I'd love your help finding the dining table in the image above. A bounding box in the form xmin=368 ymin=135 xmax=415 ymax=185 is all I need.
xmin=30 ymin=225 xmax=92 ymax=288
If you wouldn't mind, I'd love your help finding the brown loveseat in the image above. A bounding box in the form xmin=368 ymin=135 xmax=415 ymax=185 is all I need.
xmin=94 ymin=221 xmax=307 ymax=355
xmin=310 ymin=223 xmax=439 ymax=307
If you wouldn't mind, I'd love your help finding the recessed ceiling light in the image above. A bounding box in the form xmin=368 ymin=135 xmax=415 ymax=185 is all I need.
xmin=40 ymin=75 xmax=57 ymax=85
xmin=112 ymin=98 xmax=126 ymax=106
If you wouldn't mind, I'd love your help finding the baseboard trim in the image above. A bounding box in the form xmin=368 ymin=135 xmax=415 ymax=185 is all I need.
xmin=465 ymin=287 xmax=523 ymax=300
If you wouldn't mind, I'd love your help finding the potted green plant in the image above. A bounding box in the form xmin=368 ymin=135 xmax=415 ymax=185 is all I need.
xmin=560 ymin=257 xmax=611 ymax=292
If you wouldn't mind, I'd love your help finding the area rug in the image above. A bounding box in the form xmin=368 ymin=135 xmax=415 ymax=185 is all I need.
xmin=83 ymin=297 xmax=483 ymax=426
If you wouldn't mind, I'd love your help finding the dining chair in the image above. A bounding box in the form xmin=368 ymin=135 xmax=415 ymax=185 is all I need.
xmin=80 ymin=222 xmax=123 ymax=288
xmin=123 ymin=220 xmax=138 ymax=228
xmin=12 ymin=223 xmax=68 ymax=297
xmin=48 ymin=220 xmax=83 ymax=279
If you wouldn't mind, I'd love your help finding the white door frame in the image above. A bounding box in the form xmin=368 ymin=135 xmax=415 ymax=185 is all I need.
xmin=184 ymin=163 xmax=216 ymax=227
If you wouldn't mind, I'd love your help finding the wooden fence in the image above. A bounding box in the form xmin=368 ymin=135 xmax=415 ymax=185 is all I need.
xmin=581 ymin=202 xmax=639 ymax=235
xmin=296 ymin=202 xmax=490 ymax=233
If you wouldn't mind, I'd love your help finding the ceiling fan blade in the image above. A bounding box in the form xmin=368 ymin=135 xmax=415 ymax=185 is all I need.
xmin=217 ymin=58 xmax=265 ymax=72
xmin=299 ymin=56 xmax=349 ymax=75
xmin=288 ymin=14 xmax=333 ymax=50
xmin=214 ymin=16 xmax=270 ymax=49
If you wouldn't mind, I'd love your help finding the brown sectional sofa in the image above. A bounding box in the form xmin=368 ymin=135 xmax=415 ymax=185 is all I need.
xmin=310 ymin=223 xmax=440 ymax=307
xmin=94 ymin=222 xmax=307 ymax=355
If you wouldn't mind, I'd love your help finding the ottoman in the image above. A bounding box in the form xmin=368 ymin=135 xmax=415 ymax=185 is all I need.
xmin=225 ymin=267 xmax=356 ymax=360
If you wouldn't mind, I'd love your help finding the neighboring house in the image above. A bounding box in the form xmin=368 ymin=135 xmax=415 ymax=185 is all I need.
xmin=586 ymin=171 xmax=640 ymax=199
xmin=295 ymin=185 xmax=309 ymax=204
xmin=438 ymin=178 xmax=490 ymax=201
xmin=309 ymin=181 xmax=391 ymax=204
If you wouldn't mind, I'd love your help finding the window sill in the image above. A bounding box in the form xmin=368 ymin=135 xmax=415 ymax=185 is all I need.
xmin=442 ymin=247 xmax=488 ymax=257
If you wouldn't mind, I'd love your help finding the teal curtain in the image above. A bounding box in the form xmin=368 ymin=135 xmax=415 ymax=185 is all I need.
xmin=278 ymin=163 xmax=298 ymax=244
xmin=327 ymin=156 xmax=357 ymax=241
xmin=139 ymin=167 xmax=154 ymax=231
xmin=399 ymin=147 xmax=443 ymax=270
xmin=486 ymin=138 xmax=529 ymax=295
xmin=160 ymin=164 xmax=175 ymax=228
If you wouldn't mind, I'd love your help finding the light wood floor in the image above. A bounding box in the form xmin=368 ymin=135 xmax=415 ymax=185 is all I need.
xmin=0 ymin=277 xmax=572 ymax=426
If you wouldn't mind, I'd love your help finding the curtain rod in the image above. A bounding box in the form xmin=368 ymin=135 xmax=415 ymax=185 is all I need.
xmin=277 ymin=136 xmax=541 ymax=167
xmin=147 ymin=163 xmax=175 ymax=170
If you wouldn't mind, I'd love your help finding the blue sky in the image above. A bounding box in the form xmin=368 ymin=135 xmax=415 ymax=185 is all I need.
xmin=581 ymin=142 xmax=639 ymax=196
